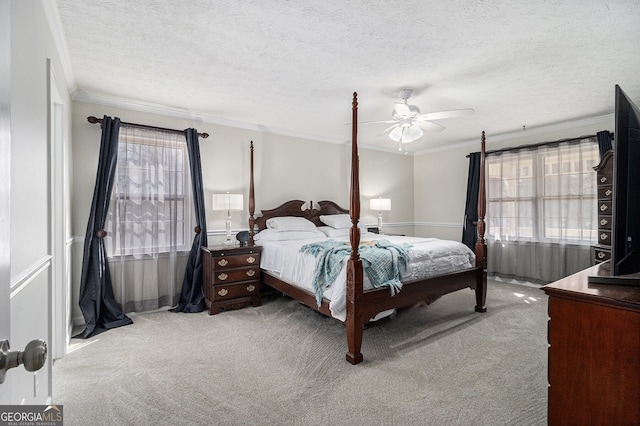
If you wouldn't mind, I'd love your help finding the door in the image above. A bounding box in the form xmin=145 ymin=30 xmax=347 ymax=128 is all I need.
xmin=0 ymin=0 xmax=12 ymax=404
xmin=49 ymin=62 xmax=69 ymax=360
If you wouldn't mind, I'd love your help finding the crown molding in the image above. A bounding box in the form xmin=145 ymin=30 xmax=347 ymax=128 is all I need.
xmin=71 ymin=90 xmax=421 ymax=155
xmin=72 ymin=89 xmax=353 ymax=145
xmin=414 ymin=113 xmax=614 ymax=156
xmin=43 ymin=0 xmax=77 ymax=93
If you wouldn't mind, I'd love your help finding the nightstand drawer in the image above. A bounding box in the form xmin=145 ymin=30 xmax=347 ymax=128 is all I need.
xmin=213 ymin=266 xmax=260 ymax=284
xmin=212 ymin=252 xmax=260 ymax=269
xmin=212 ymin=281 xmax=260 ymax=300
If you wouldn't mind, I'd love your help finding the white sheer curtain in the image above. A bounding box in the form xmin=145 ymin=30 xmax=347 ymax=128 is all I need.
xmin=486 ymin=136 xmax=599 ymax=283
xmin=105 ymin=125 xmax=194 ymax=313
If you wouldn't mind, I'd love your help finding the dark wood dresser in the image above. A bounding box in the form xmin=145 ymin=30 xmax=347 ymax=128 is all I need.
xmin=542 ymin=262 xmax=640 ymax=425
xmin=593 ymin=150 xmax=614 ymax=264
xmin=201 ymin=245 xmax=262 ymax=315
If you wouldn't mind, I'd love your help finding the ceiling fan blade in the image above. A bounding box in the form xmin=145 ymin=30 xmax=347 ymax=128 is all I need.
xmin=418 ymin=108 xmax=475 ymax=121
xmin=393 ymin=103 xmax=411 ymax=118
xmin=414 ymin=118 xmax=446 ymax=132
xmin=355 ymin=119 xmax=397 ymax=125
xmin=379 ymin=123 xmax=400 ymax=135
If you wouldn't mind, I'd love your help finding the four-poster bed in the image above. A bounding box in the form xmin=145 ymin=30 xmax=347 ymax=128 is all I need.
xmin=246 ymin=93 xmax=487 ymax=364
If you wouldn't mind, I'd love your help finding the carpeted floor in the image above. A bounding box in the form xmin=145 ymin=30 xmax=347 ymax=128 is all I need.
xmin=53 ymin=280 xmax=548 ymax=425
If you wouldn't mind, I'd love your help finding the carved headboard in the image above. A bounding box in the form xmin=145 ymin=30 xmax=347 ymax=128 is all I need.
xmin=254 ymin=200 xmax=349 ymax=231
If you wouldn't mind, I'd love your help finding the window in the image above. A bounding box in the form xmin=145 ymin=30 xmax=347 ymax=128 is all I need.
xmin=105 ymin=126 xmax=193 ymax=256
xmin=487 ymin=138 xmax=599 ymax=244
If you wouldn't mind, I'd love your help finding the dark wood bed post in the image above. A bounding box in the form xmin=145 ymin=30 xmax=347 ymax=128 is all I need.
xmin=475 ymin=131 xmax=488 ymax=312
xmin=346 ymin=92 xmax=364 ymax=365
xmin=248 ymin=141 xmax=256 ymax=246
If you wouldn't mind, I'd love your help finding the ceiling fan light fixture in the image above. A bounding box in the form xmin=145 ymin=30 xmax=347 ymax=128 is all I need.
xmin=401 ymin=129 xmax=412 ymax=143
xmin=392 ymin=104 xmax=420 ymax=119
xmin=362 ymin=87 xmax=474 ymax=148
xmin=407 ymin=124 xmax=423 ymax=141
xmin=388 ymin=126 xmax=403 ymax=142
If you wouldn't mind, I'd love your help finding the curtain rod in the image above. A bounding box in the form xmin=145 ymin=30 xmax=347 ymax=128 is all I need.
xmin=87 ymin=116 xmax=209 ymax=138
xmin=466 ymin=133 xmax=610 ymax=157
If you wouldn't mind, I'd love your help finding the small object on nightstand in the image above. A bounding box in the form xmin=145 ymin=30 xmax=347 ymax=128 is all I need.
xmin=236 ymin=231 xmax=250 ymax=247
xmin=366 ymin=227 xmax=405 ymax=236
xmin=201 ymin=245 xmax=262 ymax=315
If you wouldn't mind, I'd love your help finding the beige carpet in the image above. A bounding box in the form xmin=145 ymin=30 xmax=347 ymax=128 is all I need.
xmin=53 ymin=280 xmax=548 ymax=425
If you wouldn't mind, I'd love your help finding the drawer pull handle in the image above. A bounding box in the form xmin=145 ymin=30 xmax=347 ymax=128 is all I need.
xmin=600 ymin=204 xmax=608 ymax=212
xmin=598 ymin=252 xmax=606 ymax=259
xmin=218 ymin=288 xmax=228 ymax=297
xmin=246 ymin=256 xmax=256 ymax=264
xmin=601 ymin=233 xmax=608 ymax=240
xmin=247 ymin=285 xmax=256 ymax=292
xmin=605 ymin=189 xmax=612 ymax=196
xmin=600 ymin=218 xmax=609 ymax=226
xmin=218 ymin=273 xmax=228 ymax=281
xmin=217 ymin=259 xmax=228 ymax=267
xmin=600 ymin=176 xmax=608 ymax=183
xmin=246 ymin=270 xmax=256 ymax=277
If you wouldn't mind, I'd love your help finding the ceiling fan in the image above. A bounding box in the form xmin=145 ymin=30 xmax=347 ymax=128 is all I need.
xmin=363 ymin=88 xmax=474 ymax=145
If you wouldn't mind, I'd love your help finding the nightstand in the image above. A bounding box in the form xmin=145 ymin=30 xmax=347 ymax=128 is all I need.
xmin=366 ymin=227 xmax=405 ymax=236
xmin=201 ymin=245 xmax=262 ymax=315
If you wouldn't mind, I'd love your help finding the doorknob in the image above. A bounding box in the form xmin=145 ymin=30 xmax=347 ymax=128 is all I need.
xmin=0 ymin=339 xmax=47 ymax=384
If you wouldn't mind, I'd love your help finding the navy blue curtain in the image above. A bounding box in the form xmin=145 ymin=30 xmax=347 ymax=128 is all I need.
xmin=171 ymin=128 xmax=208 ymax=313
xmin=462 ymin=152 xmax=481 ymax=250
xmin=76 ymin=116 xmax=132 ymax=338
xmin=597 ymin=130 xmax=613 ymax=158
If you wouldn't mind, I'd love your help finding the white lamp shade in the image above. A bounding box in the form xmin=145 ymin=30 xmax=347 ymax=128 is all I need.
xmin=370 ymin=198 xmax=391 ymax=211
xmin=212 ymin=193 xmax=244 ymax=211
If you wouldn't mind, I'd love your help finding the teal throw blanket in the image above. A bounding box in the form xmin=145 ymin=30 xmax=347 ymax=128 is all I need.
xmin=300 ymin=239 xmax=412 ymax=306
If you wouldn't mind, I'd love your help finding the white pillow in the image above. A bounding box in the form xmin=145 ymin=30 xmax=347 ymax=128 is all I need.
xmin=319 ymin=214 xmax=352 ymax=229
xmin=318 ymin=225 xmax=371 ymax=237
xmin=317 ymin=226 xmax=350 ymax=237
xmin=266 ymin=216 xmax=317 ymax=232
xmin=254 ymin=229 xmax=325 ymax=242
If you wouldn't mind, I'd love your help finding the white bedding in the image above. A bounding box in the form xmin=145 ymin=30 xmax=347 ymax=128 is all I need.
xmin=257 ymin=233 xmax=476 ymax=321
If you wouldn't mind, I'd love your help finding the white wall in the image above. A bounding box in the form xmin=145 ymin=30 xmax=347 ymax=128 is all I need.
xmin=70 ymin=99 xmax=614 ymax=323
xmin=413 ymin=115 xmax=614 ymax=241
xmin=70 ymin=101 xmax=414 ymax=321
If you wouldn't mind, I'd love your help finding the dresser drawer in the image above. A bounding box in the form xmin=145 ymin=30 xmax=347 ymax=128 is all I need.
xmin=212 ymin=252 xmax=260 ymax=269
xmin=594 ymin=247 xmax=611 ymax=263
xmin=597 ymin=186 xmax=613 ymax=200
xmin=213 ymin=266 xmax=260 ymax=284
xmin=598 ymin=230 xmax=611 ymax=245
xmin=597 ymin=170 xmax=613 ymax=186
xmin=598 ymin=215 xmax=612 ymax=230
xmin=598 ymin=201 xmax=611 ymax=215
xmin=212 ymin=281 xmax=260 ymax=300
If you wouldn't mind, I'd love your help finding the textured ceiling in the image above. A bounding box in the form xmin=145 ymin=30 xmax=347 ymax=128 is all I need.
xmin=54 ymin=0 xmax=640 ymax=152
